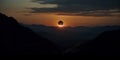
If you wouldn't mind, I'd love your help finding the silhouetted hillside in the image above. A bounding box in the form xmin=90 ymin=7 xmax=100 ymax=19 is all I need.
xmin=0 ymin=13 xmax=59 ymax=54
xmin=66 ymin=29 xmax=120 ymax=56
xmin=24 ymin=24 xmax=120 ymax=50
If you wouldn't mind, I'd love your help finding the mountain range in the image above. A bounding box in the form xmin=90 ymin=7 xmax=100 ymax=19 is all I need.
xmin=0 ymin=13 xmax=120 ymax=56
xmin=0 ymin=13 xmax=59 ymax=54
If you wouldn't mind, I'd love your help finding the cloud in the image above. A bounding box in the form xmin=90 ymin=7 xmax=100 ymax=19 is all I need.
xmin=57 ymin=9 xmax=120 ymax=17
xmin=24 ymin=14 xmax=32 ymax=16
xmin=30 ymin=0 xmax=120 ymax=16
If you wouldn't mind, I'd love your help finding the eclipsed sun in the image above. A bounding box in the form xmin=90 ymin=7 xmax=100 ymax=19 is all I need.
xmin=57 ymin=20 xmax=64 ymax=28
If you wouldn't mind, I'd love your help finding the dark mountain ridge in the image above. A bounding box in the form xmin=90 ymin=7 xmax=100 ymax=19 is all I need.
xmin=0 ymin=13 xmax=59 ymax=54
xmin=66 ymin=29 xmax=120 ymax=56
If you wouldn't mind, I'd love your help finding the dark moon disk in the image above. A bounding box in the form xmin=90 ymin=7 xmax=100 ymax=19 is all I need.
xmin=58 ymin=21 xmax=64 ymax=25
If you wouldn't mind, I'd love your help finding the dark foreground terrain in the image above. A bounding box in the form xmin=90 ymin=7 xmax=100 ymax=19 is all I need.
xmin=0 ymin=13 xmax=120 ymax=56
xmin=65 ymin=29 xmax=120 ymax=56
xmin=0 ymin=13 xmax=59 ymax=54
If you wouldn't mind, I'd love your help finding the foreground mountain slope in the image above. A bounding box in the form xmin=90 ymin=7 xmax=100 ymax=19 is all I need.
xmin=66 ymin=29 xmax=120 ymax=56
xmin=0 ymin=13 xmax=59 ymax=54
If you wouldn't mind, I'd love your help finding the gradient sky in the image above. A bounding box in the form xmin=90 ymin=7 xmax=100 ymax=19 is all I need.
xmin=0 ymin=0 xmax=120 ymax=27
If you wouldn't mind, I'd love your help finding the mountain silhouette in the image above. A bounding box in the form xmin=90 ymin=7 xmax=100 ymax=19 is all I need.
xmin=0 ymin=13 xmax=59 ymax=54
xmin=66 ymin=29 xmax=120 ymax=56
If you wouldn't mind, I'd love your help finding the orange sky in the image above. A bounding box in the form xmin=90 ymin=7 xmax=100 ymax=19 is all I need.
xmin=3 ymin=12 xmax=119 ymax=27
xmin=0 ymin=0 xmax=120 ymax=27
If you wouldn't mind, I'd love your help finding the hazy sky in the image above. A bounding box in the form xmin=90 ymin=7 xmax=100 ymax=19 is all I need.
xmin=0 ymin=0 xmax=120 ymax=27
